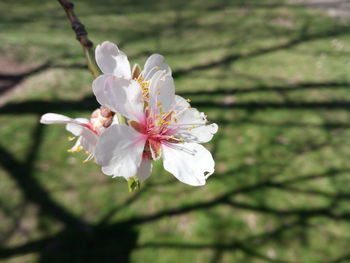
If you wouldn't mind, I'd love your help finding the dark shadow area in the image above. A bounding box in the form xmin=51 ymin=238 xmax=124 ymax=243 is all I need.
xmin=0 ymin=121 xmax=139 ymax=263
xmin=2 ymin=93 xmax=350 ymax=115
xmin=0 ymin=62 xmax=51 ymax=96
xmin=0 ymin=61 xmax=88 ymax=101
xmin=172 ymin=24 xmax=350 ymax=78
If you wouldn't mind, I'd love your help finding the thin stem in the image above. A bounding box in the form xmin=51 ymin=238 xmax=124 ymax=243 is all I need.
xmin=57 ymin=0 xmax=100 ymax=79
xmin=58 ymin=0 xmax=127 ymax=125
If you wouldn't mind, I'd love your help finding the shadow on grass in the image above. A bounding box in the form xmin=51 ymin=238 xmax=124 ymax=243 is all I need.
xmin=1 ymin=1 xmax=350 ymax=262
xmin=0 ymin=95 xmax=349 ymax=262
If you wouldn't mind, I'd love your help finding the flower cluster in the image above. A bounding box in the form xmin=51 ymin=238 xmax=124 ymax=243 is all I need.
xmin=41 ymin=41 xmax=218 ymax=188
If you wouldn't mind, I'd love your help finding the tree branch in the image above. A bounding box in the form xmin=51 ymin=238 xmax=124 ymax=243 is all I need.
xmin=57 ymin=0 xmax=100 ymax=78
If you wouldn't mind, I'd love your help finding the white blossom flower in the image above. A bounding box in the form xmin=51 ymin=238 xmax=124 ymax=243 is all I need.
xmin=40 ymin=108 xmax=116 ymax=162
xmin=40 ymin=40 xmax=218 ymax=187
xmin=95 ymin=41 xmax=171 ymax=82
xmin=92 ymin=65 xmax=218 ymax=186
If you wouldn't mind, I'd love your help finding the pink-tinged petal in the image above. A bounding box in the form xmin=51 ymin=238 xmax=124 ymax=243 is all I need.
xmin=40 ymin=113 xmax=98 ymax=154
xmin=68 ymin=120 xmax=98 ymax=153
xmin=95 ymin=124 xmax=147 ymax=179
xmin=93 ymin=75 xmax=144 ymax=122
xmin=162 ymin=143 xmax=215 ymax=186
xmin=95 ymin=41 xmax=131 ymax=78
xmin=75 ymin=118 xmax=89 ymax=124
xmin=137 ymin=158 xmax=153 ymax=182
xmin=149 ymin=70 xmax=175 ymax=113
xmin=40 ymin=113 xmax=80 ymax=125
xmin=66 ymin=123 xmax=99 ymax=154
xmin=65 ymin=118 xmax=89 ymax=136
xmin=143 ymin=54 xmax=171 ymax=80
xmin=66 ymin=123 xmax=84 ymax=136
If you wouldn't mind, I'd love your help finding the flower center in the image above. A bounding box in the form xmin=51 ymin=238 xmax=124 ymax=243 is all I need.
xmin=129 ymin=109 xmax=183 ymax=160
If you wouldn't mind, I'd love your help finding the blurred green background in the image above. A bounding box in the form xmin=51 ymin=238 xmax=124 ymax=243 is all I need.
xmin=1 ymin=0 xmax=350 ymax=262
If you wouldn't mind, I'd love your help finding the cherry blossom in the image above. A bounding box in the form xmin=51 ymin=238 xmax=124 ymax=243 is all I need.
xmin=40 ymin=40 xmax=218 ymax=187
xmin=40 ymin=107 xmax=115 ymax=162
xmin=93 ymin=61 xmax=218 ymax=186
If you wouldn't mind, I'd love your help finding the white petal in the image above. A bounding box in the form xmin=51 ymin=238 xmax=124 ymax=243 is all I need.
xmin=112 ymin=114 xmax=120 ymax=125
xmin=95 ymin=41 xmax=131 ymax=79
xmin=173 ymin=105 xmax=218 ymax=143
xmin=67 ymin=123 xmax=98 ymax=153
xmin=40 ymin=113 xmax=79 ymax=125
xmin=79 ymin=131 xmax=99 ymax=155
xmin=75 ymin=118 xmax=89 ymax=124
xmin=178 ymin=123 xmax=218 ymax=143
xmin=149 ymin=70 xmax=175 ymax=113
xmin=173 ymin=95 xmax=190 ymax=112
xmin=65 ymin=118 xmax=89 ymax=136
xmin=65 ymin=122 xmax=98 ymax=154
xmin=162 ymin=143 xmax=215 ymax=186
xmin=137 ymin=158 xmax=153 ymax=182
xmin=176 ymin=107 xmax=206 ymax=126
xmin=41 ymin=113 xmax=98 ymax=154
xmin=92 ymin=75 xmax=145 ymax=122
xmin=95 ymin=124 xmax=147 ymax=179
xmin=143 ymin=54 xmax=171 ymax=80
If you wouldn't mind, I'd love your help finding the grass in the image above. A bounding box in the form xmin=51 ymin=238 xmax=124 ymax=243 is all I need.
xmin=1 ymin=0 xmax=350 ymax=262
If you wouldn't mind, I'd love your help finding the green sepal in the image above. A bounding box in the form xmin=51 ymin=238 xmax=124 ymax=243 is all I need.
xmin=116 ymin=112 xmax=126 ymax=125
xmin=127 ymin=177 xmax=140 ymax=192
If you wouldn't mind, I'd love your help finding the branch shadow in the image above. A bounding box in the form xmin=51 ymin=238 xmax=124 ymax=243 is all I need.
xmin=0 ymin=120 xmax=139 ymax=263
xmin=1 ymin=1 xmax=350 ymax=262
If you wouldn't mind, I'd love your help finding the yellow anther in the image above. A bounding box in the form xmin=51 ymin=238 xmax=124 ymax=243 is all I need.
xmin=187 ymin=125 xmax=196 ymax=131
xmin=186 ymin=98 xmax=191 ymax=102
xmin=67 ymin=145 xmax=82 ymax=153
xmin=67 ymin=136 xmax=75 ymax=141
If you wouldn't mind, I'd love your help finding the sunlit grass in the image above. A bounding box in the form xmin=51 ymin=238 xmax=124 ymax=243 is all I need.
xmin=1 ymin=0 xmax=350 ymax=262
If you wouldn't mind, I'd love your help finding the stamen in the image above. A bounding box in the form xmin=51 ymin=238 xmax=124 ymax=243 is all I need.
xmin=67 ymin=145 xmax=82 ymax=153
xmin=83 ymin=153 xmax=94 ymax=163
xmin=164 ymin=143 xmax=197 ymax=156
xmin=168 ymin=123 xmax=206 ymax=128
xmin=166 ymin=135 xmax=185 ymax=143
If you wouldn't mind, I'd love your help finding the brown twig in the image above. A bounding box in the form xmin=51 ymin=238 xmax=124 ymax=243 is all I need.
xmin=57 ymin=0 xmax=100 ymax=78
